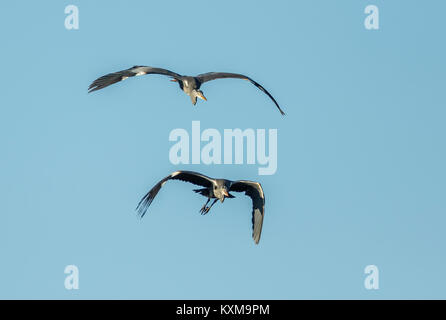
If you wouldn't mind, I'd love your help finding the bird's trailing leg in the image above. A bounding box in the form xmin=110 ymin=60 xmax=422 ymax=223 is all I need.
xmin=199 ymin=198 xmax=210 ymax=215
xmin=200 ymin=199 xmax=218 ymax=215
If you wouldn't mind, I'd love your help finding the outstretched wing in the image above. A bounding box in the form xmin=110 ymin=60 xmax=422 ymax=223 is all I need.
xmin=136 ymin=171 xmax=214 ymax=218
xmin=88 ymin=66 xmax=182 ymax=93
xmin=229 ymin=180 xmax=265 ymax=244
xmin=195 ymin=72 xmax=285 ymax=115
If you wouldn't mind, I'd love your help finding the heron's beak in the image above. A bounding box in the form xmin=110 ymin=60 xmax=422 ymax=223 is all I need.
xmin=197 ymin=92 xmax=207 ymax=101
xmin=170 ymin=79 xmax=178 ymax=82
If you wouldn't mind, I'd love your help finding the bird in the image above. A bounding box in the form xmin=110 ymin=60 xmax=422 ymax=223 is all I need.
xmin=88 ymin=65 xmax=285 ymax=115
xmin=136 ymin=170 xmax=266 ymax=244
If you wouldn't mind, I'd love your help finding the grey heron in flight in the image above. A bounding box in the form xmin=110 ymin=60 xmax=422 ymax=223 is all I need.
xmin=136 ymin=170 xmax=266 ymax=244
xmin=88 ymin=66 xmax=285 ymax=115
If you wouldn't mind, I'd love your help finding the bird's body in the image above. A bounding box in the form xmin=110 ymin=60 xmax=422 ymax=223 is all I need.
xmin=88 ymin=65 xmax=285 ymax=115
xmin=136 ymin=170 xmax=265 ymax=244
xmin=175 ymin=76 xmax=203 ymax=105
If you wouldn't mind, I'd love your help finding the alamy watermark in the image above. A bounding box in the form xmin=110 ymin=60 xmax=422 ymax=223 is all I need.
xmin=364 ymin=265 xmax=379 ymax=290
xmin=64 ymin=265 xmax=79 ymax=290
xmin=364 ymin=5 xmax=379 ymax=30
xmin=64 ymin=5 xmax=79 ymax=30
xmin=169 ymin=121 xmax=277 ymax=175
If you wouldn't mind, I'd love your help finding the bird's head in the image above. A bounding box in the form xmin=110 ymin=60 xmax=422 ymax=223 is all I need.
xmin=220 ymin=187 xmax=229 ymax=203
xmin=189 ymin=90 xmax=207 ymax=106
xmin=215 ymin=180 xmax=232 ymax=203
xmin=195 ymin=90 xmax=207 ymax=101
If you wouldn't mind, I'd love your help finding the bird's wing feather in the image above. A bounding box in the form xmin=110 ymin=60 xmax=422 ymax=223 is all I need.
xmin=136 ymin=171 xmax=214 ymax=218
xmin=88 ymin=66 xmax=182 ymax=93
xmin=229 ymin=180 xmax=265 ymax=244
xmin=195 ymin=72 xmax=285 ymax=115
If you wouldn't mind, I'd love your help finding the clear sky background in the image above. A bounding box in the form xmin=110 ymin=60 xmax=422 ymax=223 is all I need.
xmin=1 ymin=1 xmax=445 ymax=299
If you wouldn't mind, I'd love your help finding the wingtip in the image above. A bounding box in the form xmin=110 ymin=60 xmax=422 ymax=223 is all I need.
xmin=87 ymin=85 xmax=98 ymax=93
xmin=136 ymin=210 xmax=145 ymax=219
xmin=135 ymin=204 xmax=148 ymax=219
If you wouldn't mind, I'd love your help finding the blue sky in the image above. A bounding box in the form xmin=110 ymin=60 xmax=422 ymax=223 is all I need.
xmin=1 ymin=1 xmax=445 ymax=299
